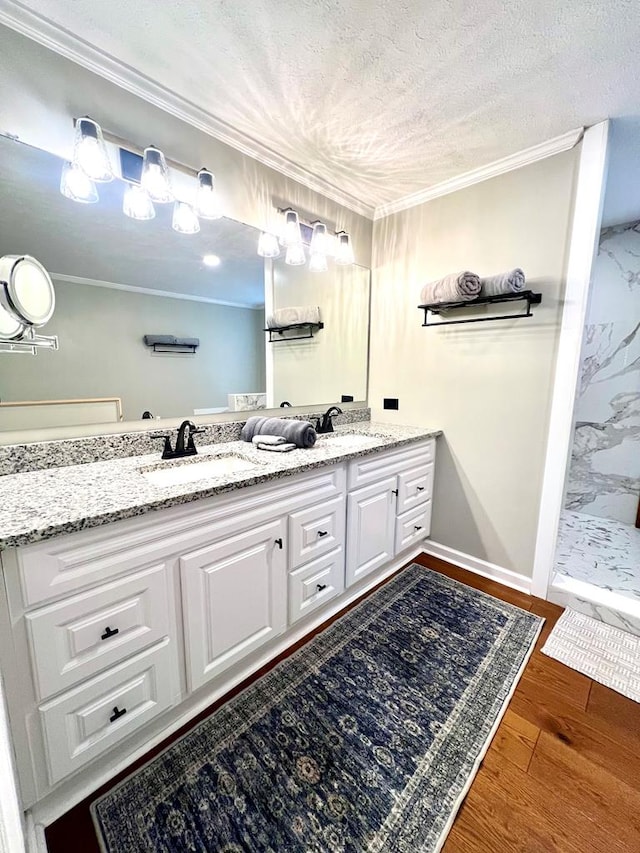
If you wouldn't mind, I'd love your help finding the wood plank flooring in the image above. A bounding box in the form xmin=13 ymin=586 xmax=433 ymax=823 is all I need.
xmin=45 ymin=554 xmax=640 ymax=852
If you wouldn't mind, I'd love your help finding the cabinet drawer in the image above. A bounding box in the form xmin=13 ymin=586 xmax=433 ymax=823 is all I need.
xmin=347 ymin=439 xmax=435 ymax=490
xmin=288 ymin=496 xmax=345 ymax=570
xmin=397 ymin=463 xmax=434 ymax=513
xmin=26 ymin=564 xmax=171 ymax=701
xmin=39 ymin=639 xmax=175 ymax=784
xmin=288 ymin=548 xmax=345 ymax=625
xmin=395 ymin=501 xmax=432 ymax=555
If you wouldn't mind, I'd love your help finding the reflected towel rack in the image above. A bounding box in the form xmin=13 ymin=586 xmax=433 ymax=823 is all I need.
xmin=418 ymin=291 xmax=542 ymax=327
xmin=264 ymin=322 xmax=324 ymax=342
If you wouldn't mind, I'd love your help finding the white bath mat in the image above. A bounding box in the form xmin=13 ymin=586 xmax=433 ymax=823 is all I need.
xmin=542 ymin=608 xmax=640 ymax=703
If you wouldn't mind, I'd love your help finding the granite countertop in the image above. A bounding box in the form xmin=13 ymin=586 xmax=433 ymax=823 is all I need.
xmin=0 ymin=423 xmax=441 ymax=549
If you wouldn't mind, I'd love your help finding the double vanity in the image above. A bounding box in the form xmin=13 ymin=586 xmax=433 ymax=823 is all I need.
xmin=0 ymin=422 xmax=439 ymax=821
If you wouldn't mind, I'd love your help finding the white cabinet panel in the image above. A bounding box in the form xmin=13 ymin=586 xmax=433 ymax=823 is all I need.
xmin=39 ymin=640 xmax=175 ymax=784
xmin=395 ymin=501 xmax=432 ymax=555
xmin=181 ymin=519 xmax=287 ymax=692
xmin=346 ymin=478 xmax=396 ymax=587
xmin=396 ymin=463 xmax=434 ymax=514
xmin=26 ymin=564 xmax=170 ymax=701
xmin=288 ymin=495 xmax=345 ymax=570
xmin=288 ymin=548 xmax=345 ymax=625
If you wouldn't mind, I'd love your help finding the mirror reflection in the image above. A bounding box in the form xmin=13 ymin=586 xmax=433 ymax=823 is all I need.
xmin=0 ymin=136 xmax=370 ymax=432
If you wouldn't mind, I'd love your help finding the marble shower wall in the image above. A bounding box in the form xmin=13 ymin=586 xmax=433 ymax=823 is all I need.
xmin=564 ymin=220 xmax=640 ymax=524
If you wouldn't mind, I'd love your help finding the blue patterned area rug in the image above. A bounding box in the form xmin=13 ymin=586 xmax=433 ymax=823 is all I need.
xmin=92 ymin=565 xmax=542 ymax=852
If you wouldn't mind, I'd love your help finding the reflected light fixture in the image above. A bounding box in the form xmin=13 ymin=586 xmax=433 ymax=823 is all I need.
xmin=196 ymin=168 xmax=222 ymax=219
xmin=309 ymin=252 xmax=328 ymax=273
xmin=123 ymin=184 xmax=155 ymax=220
xmin=310 ymin=221 xmax=328 ymax=255
xmin=280 ymin=209 xmax=302 ymax=247
xmin=203 ymin=254 xmax=221 ymax=267
xmin=73 ymin=117 xmax=114 ymax=182
xmin=172 ymin=201 xmax=200 ymax=234
xmin=285 ymin=244 xmax=306 ymax=266
xmin=335 ymin=231 xmax=355 ymax=265
xmin=60 ymin=162 xmax=99 ymax=203
xmin=141 ymin=146 xmax=174 ymax=203
xmin=257 ymin=232 xmax=280 ymax=258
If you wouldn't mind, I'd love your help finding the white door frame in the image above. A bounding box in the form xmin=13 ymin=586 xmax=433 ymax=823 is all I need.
xmin=530 ymin=121 xmax=610 ymax=598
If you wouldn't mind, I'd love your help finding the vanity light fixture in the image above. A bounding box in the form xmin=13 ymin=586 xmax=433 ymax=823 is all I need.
xmin=280 ymin=209 xmax=303 ymax=247
xmin=196 ymin=169 xmax=222 ymax=219
xmin=335 ymin=231 xmax=355 ymax=266
xmin=285 ymin=243 xmax=306 ymax=266
xmin=60 ymin=162 xmax=99 ymax=204
xmin=309 ymin=221 xmax=329 ymax=255
xmin=203 ymin=254 xmax=221 ymax=267
xmin=308 ymin=252 xmax=328 ymax=273
xmin=141 ymin=146 xmax=174 ymax=203
xmin=257 ymin=232 xmax=281 ymax=258
xmin=122 ymin=184 xmax=155 ymax=220
xmin=73 ymin=117 xmax=114 ymax=182
xmin=172 ymin=201 xmax=200 ymax=234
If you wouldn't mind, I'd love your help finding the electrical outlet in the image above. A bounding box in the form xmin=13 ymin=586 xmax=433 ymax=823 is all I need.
xmin=383 ymin=398 xmax=399 ymax=410
xmin=341 ymin=395 xmax=354 ymax=402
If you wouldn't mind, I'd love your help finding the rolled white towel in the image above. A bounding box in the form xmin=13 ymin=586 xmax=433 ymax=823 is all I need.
xmin=266 ymin=306 xmax=321 ymax=329
xmin=420 ymin=271 xmax=481 ymax=305
xmin=480 ymin=268 xmax=526 ymax=297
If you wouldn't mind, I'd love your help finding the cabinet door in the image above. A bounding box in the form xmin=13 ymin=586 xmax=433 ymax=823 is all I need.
xmin=181 ymin=518 xmax=287 ymax=691
xmin=346 ymin=477 xmax=396 ymax=587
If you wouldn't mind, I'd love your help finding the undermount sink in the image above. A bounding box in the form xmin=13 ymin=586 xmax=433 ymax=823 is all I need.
xmin=140 ymin=454 xmax=258 ymax=487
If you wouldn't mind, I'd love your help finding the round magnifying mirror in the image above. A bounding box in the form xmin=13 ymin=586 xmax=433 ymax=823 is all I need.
xmin=0 ymin=302 xmax=25 ymax=340
xmin=0 ymin=255 xmax=55 ymax=327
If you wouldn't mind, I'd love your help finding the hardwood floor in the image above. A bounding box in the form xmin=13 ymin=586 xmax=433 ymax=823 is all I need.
xmin=45 ymin=554 xmax=640 ymax=852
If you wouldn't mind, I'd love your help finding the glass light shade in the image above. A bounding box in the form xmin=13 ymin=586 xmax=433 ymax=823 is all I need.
xmin=123 ymin=184 xmax=155 ymax=220
xmin=308 ymin=252 xmax=328 ymax=273
xmin=196 ymin=169 xmax=222 ymax=219
xmin=60 ymin=162 xmax=99 ymax=204
xmin=203 ymin=254 xmax=221 ymax=267
xmin=285 ymin=243 xmax=306 ymax=266
xmin=0 ymin=255 xmax=55 ymax=327
xmin=280 ymin=209 xmax=302 ymax=247
xmin=73 ymin=117 xmax=113 ymax=182
xmin=172 ymin=201 xmax=200 ymax=234
xmin=309 ymin=221 xmax=328 ymax=255
xmin=257 ymin=232 xmax=280 ymax=258
xmin=335 ymin=231 xmax=355 ymax=265
xmin=141 ymin=146 xmax=173 ymax=203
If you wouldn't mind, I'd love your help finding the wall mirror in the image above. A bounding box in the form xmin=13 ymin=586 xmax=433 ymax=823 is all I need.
xmin=0 ymin=135 xmax=370 ymax=435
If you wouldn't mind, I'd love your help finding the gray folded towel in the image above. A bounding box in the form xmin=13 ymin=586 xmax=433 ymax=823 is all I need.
xmin=255 ymin=441 xmax=297 ymax=452
xmin=241 ymin=416 xmax=317 ymax=448
xmin=420 ymin=271 xmax=481 ymax=305
xmin=480 ymin=268 xmax=526 ymax=297
xmin=266 ymin=306 xmax=321 ymax=329
xmin=251 ymin=434 xmax=287 ymax=446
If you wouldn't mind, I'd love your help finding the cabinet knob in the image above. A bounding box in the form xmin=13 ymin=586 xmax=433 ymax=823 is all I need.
xmin=101 ymin=626 xmax=119 ymax=641
xmin=317 ymin=530 xmax=328 ymax=538
xmin=414 ymin=525 xmax=423 ymax=531
xmin=316 ymin=583 xmax=327 ymax=592
xmin=109 ymin=706 xmax=127 ymax=723
xmin=416 ymin=486 xmax=425 ymax=492
xmin=274 ymin=538 xmax=283 ymax=549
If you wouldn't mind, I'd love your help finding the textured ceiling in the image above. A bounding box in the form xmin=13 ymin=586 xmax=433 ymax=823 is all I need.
xmin=0 ymin=136 xmax=265 ymax=306
xmin=5 ymin=0 xmax=640 ymax=212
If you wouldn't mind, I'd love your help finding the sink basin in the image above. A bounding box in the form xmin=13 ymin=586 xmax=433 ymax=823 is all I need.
xmin=140 ymin=454 xmax=258 ymax=487
xmin=317 ymin=433 xmax=386 ymax=449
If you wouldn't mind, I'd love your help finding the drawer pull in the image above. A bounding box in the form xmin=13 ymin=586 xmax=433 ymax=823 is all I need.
xmin=109 ymin=706 xmax=127 ymax=723
xmin=100 ymin=626 xmax=120 ymax=641
xmin=317 ymin=530 xmax=329 ymax=538
xmin=414 ymin=525 xmax=423 ymax=531
xmin=416 ymin=486 xmax=425 ymax=492
xmin=275 ymin=538 xmax=283 ymax=549
xmin=392 ymin=489 xmax=399 ymax=496
xmin=316 ymin=583 xmax=327 ymax=592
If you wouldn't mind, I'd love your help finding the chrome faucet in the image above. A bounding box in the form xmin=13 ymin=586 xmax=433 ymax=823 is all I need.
xmin=315 ymin=406 xmax=343 ymax=434
xmin=154 ymin=420 xmax=204 ymax=459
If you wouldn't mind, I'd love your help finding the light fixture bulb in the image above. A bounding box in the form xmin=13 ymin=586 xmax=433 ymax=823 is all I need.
xmin=310 ymin=221 xmax=328 ymax=256
xmin=335 ymin=231 xmax=355 ymax=265
xmin=123 ymin=184 xmax=155 ymax=220
xmin=285 ymin=243 xmax=306 ymax=266
xmin=172 ymin=201 xmax=200 ymax=234
xmin=309 ymin=252 xmax=328 ymax=273
xmin=203 ymin=254 xmax=221 ymax=267
xmin=73 ymin=117 xmax=113 ymax=182
xmin=60 ymin=162 xmax=99 ymax=204
xmin=141 ymin=146 xmax=174 ymax=203
xmin=196 ymin=168 xmax=222 ymax=219
xmin=257 ymin=232 xmax=280 ymax=258
xmin=280 ymin=209 xmax=302 ymax=247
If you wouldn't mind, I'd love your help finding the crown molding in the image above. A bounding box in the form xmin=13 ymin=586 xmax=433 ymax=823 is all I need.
xmin=0 ymin=0 xmax=376 ymax=220
xmin=51 ymin=274 xmax=264 ymax=310
xmin=373 ymin=127 xmax=585 ymax=220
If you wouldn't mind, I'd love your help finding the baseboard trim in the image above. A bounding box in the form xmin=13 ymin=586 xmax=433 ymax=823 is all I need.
xmin=422 ymin=541 xmax=532 ymax=595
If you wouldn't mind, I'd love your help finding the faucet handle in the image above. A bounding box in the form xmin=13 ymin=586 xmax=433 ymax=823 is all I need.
xmin=151 ymin=434 xmax=174 ymax=458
